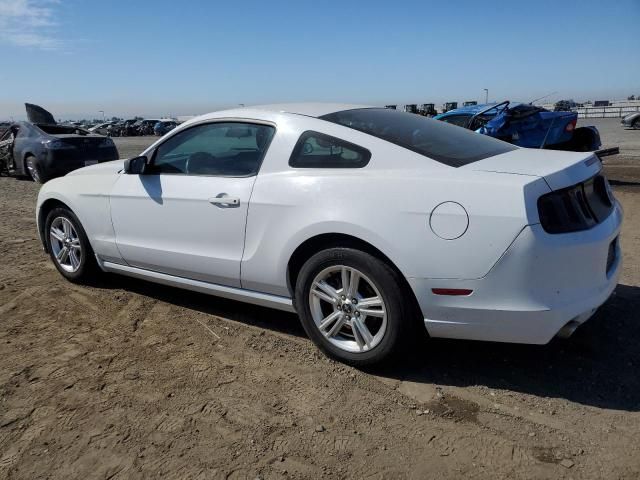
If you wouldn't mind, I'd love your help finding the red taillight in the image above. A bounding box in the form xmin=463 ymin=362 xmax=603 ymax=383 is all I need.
xmin=431 ymin=288 xmax=473 ymax=296
xmin=565 ymin=119 xmax=577 ymax=132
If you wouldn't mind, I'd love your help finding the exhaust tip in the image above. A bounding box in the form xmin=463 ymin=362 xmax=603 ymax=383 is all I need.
xmin=556 ymin=320 xmax=581 ymax=339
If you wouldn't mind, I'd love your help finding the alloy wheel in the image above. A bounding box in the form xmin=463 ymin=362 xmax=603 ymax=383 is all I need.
xmin=49 ymin=217 xmax=82 ymax=272
xmin=308 ymin=265 xmax=387 ymax=353
xmin=26 ymin=158 xmax=41 ymax=182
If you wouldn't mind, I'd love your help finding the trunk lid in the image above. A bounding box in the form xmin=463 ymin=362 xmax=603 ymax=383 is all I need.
xmin=25 ymin=103 xmax=56 ymax=125
xmin=465 ymin=147 xmax=602 ymax=190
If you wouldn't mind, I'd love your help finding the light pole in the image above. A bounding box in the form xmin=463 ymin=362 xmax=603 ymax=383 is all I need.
xmin=483 ymin=89 xmax=489 ymax=103
xmin=99 ymin=110 xmax=105 ymax=121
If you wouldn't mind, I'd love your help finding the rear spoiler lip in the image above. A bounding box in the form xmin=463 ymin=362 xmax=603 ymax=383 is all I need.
xmin=594 ymin=147 xmax=619 ymax=158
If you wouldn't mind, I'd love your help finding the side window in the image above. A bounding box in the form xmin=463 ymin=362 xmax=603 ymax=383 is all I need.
xmin=289 ymin=131 xmax=371 ymax=168
xmin=151 ymin=122 xmax=275 ymax=176
xmin=440 ymin=115 xmax=470 ymax=128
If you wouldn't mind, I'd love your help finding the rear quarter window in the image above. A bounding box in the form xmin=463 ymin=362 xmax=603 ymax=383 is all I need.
xmin=289 ymin=131 xmax=371 ymax=168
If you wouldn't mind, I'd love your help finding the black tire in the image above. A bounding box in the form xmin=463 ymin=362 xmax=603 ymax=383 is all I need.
xmin=634 ymin=119 xmax=640 ymax=130
xmin=25 ymin=155 xmax=50 ymax=184
xmin=44 ymin=207 xmax=99 ymax=283
xmin=294 ymin=248 xmax=414 ymax=366
xmin=570 ymin=128 xmax=595 ymax=152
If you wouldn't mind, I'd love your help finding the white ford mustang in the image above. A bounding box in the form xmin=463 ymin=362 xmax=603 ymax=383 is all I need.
xmin=36 ymin=103 xmax=623 ymax=365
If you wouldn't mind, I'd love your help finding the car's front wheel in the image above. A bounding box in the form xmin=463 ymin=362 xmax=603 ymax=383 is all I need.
xmin=294 ymin=248 xmax=412 ymax=366
xmin=45 ymin=207 xmax=98 ymax=283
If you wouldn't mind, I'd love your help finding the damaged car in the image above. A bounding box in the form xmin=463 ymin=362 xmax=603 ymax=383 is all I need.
xmin=621 ymin=112 xmax=640 ymax=129
xmin=0 ymin=104 xmax=119 ymax=183
xmin=435 ymin=101 xmax=608 ymax=153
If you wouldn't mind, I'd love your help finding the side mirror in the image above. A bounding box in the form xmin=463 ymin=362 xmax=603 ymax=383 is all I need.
xmin=123 ymin=155 xmax=148 ymax=174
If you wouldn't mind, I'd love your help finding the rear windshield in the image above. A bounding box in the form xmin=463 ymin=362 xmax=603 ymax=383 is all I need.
xmin=36 ymin=124 xmax=89 ymax=135
xmin=320 ymin=108 xmax=517 ymax=167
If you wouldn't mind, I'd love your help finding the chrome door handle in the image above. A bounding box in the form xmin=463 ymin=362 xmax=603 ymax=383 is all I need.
xmin=208 ymin=194 xmax=240 ymax=208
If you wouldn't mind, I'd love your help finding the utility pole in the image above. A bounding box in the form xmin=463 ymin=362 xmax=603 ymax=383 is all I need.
xmin=483 ymin=89 xmax=489 ymax=103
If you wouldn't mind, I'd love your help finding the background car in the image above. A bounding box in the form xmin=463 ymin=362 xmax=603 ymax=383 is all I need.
xmin=135 ymin=119 xmax=162 ymax=136
xmin=0 ymin=103 xmax=119 ymax=183
xmin=36 ymin=104 xmax=622 ymax=365
xmin=154 ymin=120 xmax=178 ymax=136
xmin=88 ymin=122 xmax=116 ymax=135
xmin=435 ymin=101 xmax=602 ymax=151
xmin=621 ymin=112 xmax=640 ymax=129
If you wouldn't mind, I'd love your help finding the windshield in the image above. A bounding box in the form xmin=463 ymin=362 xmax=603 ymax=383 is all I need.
xmin=321 ymin=108 xmax=517 ymax=167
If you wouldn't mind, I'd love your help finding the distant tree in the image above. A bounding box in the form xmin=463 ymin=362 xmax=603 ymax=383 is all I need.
xmin=628 ymin=95 xmax=636 ymax=100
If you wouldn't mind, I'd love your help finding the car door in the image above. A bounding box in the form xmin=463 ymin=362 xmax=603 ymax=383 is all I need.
xmin=109 ymin=120 xmax=275 ymax=288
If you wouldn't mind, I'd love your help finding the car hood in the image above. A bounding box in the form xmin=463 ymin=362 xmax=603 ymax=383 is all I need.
xmin=67 ymin=159 xmax=125 ymax=177
xmin=464 ymin=148 xmax=602 ymax=190
xmin=25 ymin=103 xmax=56 ymax=125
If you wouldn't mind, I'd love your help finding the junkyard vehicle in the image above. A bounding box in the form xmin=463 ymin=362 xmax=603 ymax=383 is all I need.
xmin=418 ymin=104 xmax=438 ymax=116
xmin=435 ymin=101 xmax=607 ymax=153
xmin=37 ymin=104 xmax=622 ymax=365
xmin=89 ymin=122 xmax=116 ymax=135
xmin=1 ymin=104 xmax=119 ymax=183
xmin=119 ymin=119 xmax=139 ymax=136
xmin=134 ymin=119 xmax=161 ymax=136
xmin=106 ymin=123 xmax=126 ymax=137
xmin=404 ymin=104 xmax=418 ymax=114
xmin=153 ymin=120 xmax=178 ymax=136
xmin=384 ymin=105 xmax=397 ymax=110
xmin=442 ymin=102 xmax=458 ymax=113
xmin=621 ymin=112 xmax=640 ymax=129
xmin=554 ymin=100 xmax=577 ymax=112
xmin=463 ymin=101 xmax=477 ymax=107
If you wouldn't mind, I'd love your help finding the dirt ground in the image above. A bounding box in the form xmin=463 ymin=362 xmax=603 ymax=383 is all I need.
xmin=1 ymin=123 xmax=639 ymax=479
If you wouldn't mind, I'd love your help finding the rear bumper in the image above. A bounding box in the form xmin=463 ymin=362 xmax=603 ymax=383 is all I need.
xmin=41 ymin=147 xmax=119 ymax=176
xmin=409 ymin=201 xmax=623 ymax=344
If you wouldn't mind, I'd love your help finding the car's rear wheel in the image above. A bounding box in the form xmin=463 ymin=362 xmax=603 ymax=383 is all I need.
xmin=294 ymin=248 xmax=411 ymax=366
xmin=25 ymin=155 xmax=49 ymax=183
xmin=45 ymin=207 xmax=98 ymax=283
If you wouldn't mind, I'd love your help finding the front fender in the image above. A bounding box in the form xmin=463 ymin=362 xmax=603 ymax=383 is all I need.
xmin=36 ymin=183 xmax=77 ymax=249
xmin=36 ymin=173 xmax=123 ymax=263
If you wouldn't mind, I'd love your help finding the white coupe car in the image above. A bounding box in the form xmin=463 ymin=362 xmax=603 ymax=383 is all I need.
xmin=36 ymin=104 xmax=622 ymax=365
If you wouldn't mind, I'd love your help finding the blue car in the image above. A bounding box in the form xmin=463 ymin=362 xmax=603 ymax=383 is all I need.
xmin=434 ymin=101 xmax=601 ymax=152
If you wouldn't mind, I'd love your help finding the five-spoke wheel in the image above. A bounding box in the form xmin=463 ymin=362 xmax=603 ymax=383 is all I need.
xmin=295 ymin=247 xmax=412 ymax=365
xmin=309 ymin=265 xmax=387 ymax=353
xmin=45 ymin=207 xmax=98 ymax=283
xmin=49 ymin=216 xmax=83 ymax=272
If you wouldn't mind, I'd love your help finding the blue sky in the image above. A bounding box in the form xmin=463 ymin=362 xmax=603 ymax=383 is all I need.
xmin=1 ymin=0 xmax=639 ymax=119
